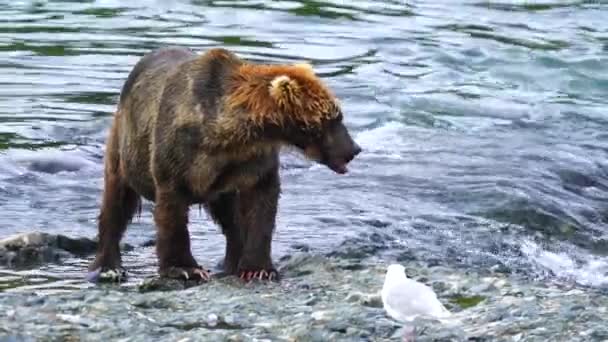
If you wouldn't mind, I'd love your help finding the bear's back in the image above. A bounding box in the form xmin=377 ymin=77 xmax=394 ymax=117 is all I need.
xmin=119 ymin=47 xmax=196 ymax=105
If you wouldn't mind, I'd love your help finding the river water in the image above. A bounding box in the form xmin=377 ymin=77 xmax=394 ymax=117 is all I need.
xmin=0 ymin=0 xmax=607 ymax=292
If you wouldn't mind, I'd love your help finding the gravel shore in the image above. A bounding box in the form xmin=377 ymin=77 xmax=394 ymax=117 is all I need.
xmin=1 ymin=236 xmax=607 ymax=341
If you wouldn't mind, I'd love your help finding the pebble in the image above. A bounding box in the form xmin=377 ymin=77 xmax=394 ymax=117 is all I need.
xmin=206 ymin=313 xmax=218 ymax=327
xmin=311 ymin=310 xmax=332 ymax=322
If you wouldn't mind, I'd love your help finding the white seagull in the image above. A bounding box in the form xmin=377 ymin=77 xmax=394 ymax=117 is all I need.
xmin=381 ymin=264 xmax=451 ymax=323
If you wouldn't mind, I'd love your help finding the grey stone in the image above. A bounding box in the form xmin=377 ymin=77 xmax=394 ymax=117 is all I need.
xmin=0 ymin=232 xmax=133 ymax=268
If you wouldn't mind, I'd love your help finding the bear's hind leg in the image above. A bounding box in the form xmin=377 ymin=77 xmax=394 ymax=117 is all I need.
xmin=88 ymin=173 xmax=140 ymax=283
xmin=206 ymin=192 xmax=242 ymax=275
xmin=237 ymin=172 xmax=280 ymax=282
xmin=154 ymin=189 xmax=210 ymax=281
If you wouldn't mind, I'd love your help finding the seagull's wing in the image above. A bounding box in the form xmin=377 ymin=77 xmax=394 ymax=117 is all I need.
xmin=383 ymin=278 xmax=450 ymax=321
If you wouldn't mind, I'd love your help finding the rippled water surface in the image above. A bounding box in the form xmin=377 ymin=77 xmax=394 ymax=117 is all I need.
xmin=1 ymin=0 xmax=607 ymax=292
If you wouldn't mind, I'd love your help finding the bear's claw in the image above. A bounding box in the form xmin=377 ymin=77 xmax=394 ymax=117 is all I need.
xmin=86 ymin=267 xmax=127 ymax=283
xmin=160 ymin=266 xmax=211 ymax=281
xmin=239 ymin=269 xmax=279 ymax=282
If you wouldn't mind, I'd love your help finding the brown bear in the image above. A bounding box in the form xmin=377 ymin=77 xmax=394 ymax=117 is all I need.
xmin=87 ymin=46 xmax=361 ymax=283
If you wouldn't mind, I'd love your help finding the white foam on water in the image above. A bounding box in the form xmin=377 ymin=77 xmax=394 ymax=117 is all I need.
xmin=354 ymin=121 xmax=407 ymax=160
xmin=521 ymin=239 xmax=608 ymax=287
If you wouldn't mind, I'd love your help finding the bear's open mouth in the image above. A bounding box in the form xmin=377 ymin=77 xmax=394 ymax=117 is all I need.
xmin=326 ymin=159 xmax=348 ymax=174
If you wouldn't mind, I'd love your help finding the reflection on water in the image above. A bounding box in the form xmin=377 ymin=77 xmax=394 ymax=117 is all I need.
xmin=0 ymin=0 xmax=607 ymax=292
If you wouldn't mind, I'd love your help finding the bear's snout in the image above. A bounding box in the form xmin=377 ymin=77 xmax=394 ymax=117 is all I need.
xmin=324 ymin=142 xmax=361 ymax=175
xmin=348 ymin=144 xmax=362 ymax=163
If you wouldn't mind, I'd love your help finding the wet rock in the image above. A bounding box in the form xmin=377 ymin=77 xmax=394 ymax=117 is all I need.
xmin=132 ymin=297 xmax=175 ymax=310
xmin=140 ymin=239 xmax=156 ymax=247
xmin=326 ymin=233 xmax=391 ymax=260
xmin=311 ymin=310 xmax=334 ymax=322
xmin=29 ymin=160 xmax=83 ymax=174
xmin=290 ymin=242 xmax=311 ymax=252
xmin=396 ymin=249 xmax=417 ymax=262
xmin=137 ymin=277 xmax=205 ymax=292
xmin=279 ymin=252 xmax=327 ymax=277
xmin=0 ymin=232 xmax=133 ymax=268
xmin=415 ymin=322 xmax=466 ymax=342
xmin=25 ymin=153 xmax=95 ymax=174
xmin=327 ymin=319 xmax=348 ymax=333
xmin=0 ymin=232 xmax=70 ymax=267
xmin=345 ymin=291 xmax=383 ymax=308
xmin=55 ymin=235 xmax=99 ymax=255
xmin=591 ymin=328 xmax=608 ymax=340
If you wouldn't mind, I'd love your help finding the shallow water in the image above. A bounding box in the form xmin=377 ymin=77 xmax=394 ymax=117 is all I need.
xmin=0 ymin=0 xmax=607 ymax=292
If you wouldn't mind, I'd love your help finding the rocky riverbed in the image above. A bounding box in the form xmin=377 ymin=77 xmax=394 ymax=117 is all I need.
xmin=1 ymin=233 xmax=607 ymax=341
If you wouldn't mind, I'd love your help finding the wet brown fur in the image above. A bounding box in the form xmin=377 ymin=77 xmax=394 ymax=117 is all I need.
xmin=90 ymin=46 xmax=351 ymax=279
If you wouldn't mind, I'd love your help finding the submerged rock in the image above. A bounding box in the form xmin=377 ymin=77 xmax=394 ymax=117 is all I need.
xmin=0 ymin=232 xmax=133 ymax=268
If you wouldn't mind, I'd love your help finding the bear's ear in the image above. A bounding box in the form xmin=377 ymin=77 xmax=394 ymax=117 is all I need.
xmin=294 ymin=62 xmax=315 ymax=75
xmin=269 ymin=75 xmax=301 ymax=106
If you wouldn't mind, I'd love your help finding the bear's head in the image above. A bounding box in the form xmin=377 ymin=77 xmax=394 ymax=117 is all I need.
xmin=269 ymin=64 xmax=362 ymax=174
xmin=227 ymin=62 xmax=362 ymax=174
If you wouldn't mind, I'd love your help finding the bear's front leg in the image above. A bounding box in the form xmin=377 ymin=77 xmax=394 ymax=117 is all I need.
xmin=237 ymin=172 xmax=280 ymax=282
xmin=154 ymin=189 xmax=210 ymax=281
xmin=87 ymin=173 xmax=139 ymax=283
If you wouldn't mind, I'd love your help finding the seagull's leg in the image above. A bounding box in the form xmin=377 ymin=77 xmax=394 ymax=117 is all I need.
xmin=402 ymin=324 xmax=416 ymax=342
